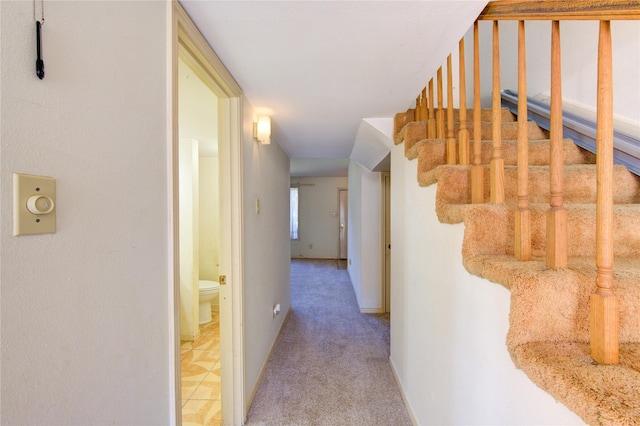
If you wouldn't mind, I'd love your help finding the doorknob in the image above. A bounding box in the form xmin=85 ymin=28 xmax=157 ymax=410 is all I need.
xmin=340 ymin=223 xmax=344 ymax=229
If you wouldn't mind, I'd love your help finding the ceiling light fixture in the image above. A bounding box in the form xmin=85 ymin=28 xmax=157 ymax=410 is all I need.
xmin=254 ymin=115 xmax=271 ymax=145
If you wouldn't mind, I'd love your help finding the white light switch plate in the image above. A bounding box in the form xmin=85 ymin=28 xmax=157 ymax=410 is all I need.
xmin=13 ymin=173 xmax=56 ymax=236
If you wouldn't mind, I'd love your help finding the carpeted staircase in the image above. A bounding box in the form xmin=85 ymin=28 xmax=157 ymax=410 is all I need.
xmin=393 ymin=107 xmax=640 ymax=425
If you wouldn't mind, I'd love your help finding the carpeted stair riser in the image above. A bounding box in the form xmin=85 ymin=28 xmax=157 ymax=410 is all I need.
xmin=460 ymin=203 xmax=640 ymax=259
xmin=397 ymin=119 xmax=548 ymax=148
xmin=412 ymin=136 xmax=595 ymax=166
xmin=433 ymin=164 xmax=640 ymax=213
xmin=505 ymin=255 xmax=640 ymax=345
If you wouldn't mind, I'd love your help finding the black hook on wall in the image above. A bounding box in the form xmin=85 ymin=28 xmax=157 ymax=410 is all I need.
xmin=36 ymin=20 xmax=44 ymax=80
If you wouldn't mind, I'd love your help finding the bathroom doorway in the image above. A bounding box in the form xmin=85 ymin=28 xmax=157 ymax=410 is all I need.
xmin=172 ymin=3 xmax=245 ymax=425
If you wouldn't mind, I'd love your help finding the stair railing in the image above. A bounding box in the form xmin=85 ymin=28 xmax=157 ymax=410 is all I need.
xmin=411 ymin=0 xmax=640 ymax=365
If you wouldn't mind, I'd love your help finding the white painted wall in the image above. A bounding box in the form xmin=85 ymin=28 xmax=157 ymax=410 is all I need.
xmin=199 ymin=156 xmax=220 ymax=282
xmin=290 ymin=176 xmax=348 ymax=259
xmin=242 ymin=102 xmax=292 ymax=407
xmin=389 ymin=144 xmax=584 ymax=425
xmin=0 ymin=1 xmax=170 ymax=424
xmin=347 ymin=161 xmax=383 ymax=313
xmin=179 ymin=139 xmax=200 ymax=340
xmin=461 ymin=20 xmax=640 ymax=127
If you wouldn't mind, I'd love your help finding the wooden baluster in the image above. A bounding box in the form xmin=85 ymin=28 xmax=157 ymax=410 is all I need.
xmin=590 ymin=20 xmax=619 ymax=365
xmin=436 ymin=66 xmax=445 ymax=139
xmin=515 ymin=20 xmax=531 ymax=261
xmin=471 ymin=21 xmax=483 ymax=203
xmin=491 ymin=20 xmax=505 ymax=203
xmin=458 ymin=37 xmax=470 ymax=165
xmin=422 ymin=87 xmax=428 ymax=121
xmin=415 ymin=96 xmax=421 ymax=121
xmin=546 ymin=20 xmax=568 ymax=269
xmin=446 ymin=54 xmax=457 ymax=164
xmin=428 ymin=78 xmax=436 ymax=139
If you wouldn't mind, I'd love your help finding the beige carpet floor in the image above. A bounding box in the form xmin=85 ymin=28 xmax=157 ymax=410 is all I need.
xmin=245 ymin=259 xmax=412 ymax=426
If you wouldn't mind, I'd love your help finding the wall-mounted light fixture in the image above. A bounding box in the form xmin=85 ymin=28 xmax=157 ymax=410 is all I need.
xmin=254 ymin=115 xmax=271 ymax=145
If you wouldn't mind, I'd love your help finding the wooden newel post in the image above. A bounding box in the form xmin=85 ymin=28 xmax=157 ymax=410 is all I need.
xmin=471 ymin=21 xmax=484 ymax=203
xmin=491 ymin=20 xmax=505 ymax=203
xmin=546 ymin=20 xmax=568 ymax=269
xmin=428 ymin=78 xmax=436 ymax=139
xmin=458 ymin=37 xmax=470 ymax=165
xmin=590 ymin=20 xmax=619 ymax=365
xmin=446 ymin=54 xmax=457 ymax=164
xmin=515 ymin=20 xmax=531 ymax=261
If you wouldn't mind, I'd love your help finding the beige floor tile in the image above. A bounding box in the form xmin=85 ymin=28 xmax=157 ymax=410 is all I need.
xmin=182 ymin=349 xmax=218 ymax=372
xmin=182 ymin=399 xmax=222 ymax=426
xmin=192 ymin=335 xmax=220 ymax=352
xmin=190 ymin=364 xmax=221 ymax=400
xmin=181 ymin=341 xmax=193 ymax=350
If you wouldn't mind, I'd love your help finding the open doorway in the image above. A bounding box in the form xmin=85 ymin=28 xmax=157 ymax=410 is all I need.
xmin=178 ymin=51 xmax=222 ymax=422
xmin=171 ymin=3 xmax=245 ymax=424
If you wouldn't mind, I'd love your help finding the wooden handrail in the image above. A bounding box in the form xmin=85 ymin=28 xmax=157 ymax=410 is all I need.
xmin=590 ymin=20 xmax=619 ymax=365
xmin=478 ymin=0 xmax=640 ymax=21
xmin=458 ymin=38 xmax=470 ymax=165
xmin=546 ymin=20 xmax=568 ymax=269
xmin=446 ymin=54 xmax=456 ymax=164
xmin=471 ymin=21 xmax=483 ymax=204
xmin=490 ymin=20 xmax=505 ymax=203
xmin=515 ymin=20 xmax=531 ymax=261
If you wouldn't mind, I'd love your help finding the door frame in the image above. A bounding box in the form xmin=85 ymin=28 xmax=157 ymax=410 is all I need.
xmin=381 ymin=173 xmax=391 ymax=313
xmin=170 ymin=2 xmax=245 ymax=424
xmin=338 ymin=188 xmax=348 ymax=260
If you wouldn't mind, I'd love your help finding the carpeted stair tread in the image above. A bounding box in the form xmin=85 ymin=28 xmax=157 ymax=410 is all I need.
xmin=394 ymin=107 xmax=515 ymax=139
xmin=512 ymin=342 xmax=640 ymax=426
xmin=432 ymin=164 xmax=640 ymax=209
xmin=395 ymin=120 xmax=426 ymax=145
xmin=459 ymin=202 xmax=640 ymax=257
xmin=412 ymin=136 xmax=595 ymax=165
xmin=398 ymin=119 xmax=548 ymax=149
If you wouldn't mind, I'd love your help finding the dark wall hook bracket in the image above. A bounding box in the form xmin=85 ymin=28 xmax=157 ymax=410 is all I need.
xmin=36 ymin=21 xmax=45 ymax=80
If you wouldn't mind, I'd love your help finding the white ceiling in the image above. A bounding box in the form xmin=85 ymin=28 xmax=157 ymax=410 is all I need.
xmin=180 ymin=0 xmax=487 ymax=168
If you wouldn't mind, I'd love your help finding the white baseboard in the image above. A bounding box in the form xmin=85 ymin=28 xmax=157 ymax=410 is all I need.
xmin=245 ymin=307 xmax=291 ymax=410
xmin=389 ymin=356 xmax=418 ymax=426
xmin=360 ymin=307 xmax=384 ymax=314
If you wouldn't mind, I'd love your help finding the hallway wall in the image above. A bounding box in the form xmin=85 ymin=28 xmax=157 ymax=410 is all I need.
xmin=389 ymin=144 xmax=583 ymax=425
xmin=242 ymin=101 xmax=292 ymax=409
xmin=347 ymin=161 xmax=384 ymax=313
xmin=0 ymin=1 xmax=170 ymax=424
xmin=290 ymin=176 xmax=348 ymax=259
xmin=465 ymin=20 xmax=640 ymax=127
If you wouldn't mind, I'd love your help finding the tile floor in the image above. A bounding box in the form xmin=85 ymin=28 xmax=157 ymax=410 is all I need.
xmin=181 ymin=312 xmax=221 ymax=426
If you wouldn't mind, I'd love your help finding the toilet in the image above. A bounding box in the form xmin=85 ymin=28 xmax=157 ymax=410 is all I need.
xmin=198 ymin=280 xmax=220 ymax=324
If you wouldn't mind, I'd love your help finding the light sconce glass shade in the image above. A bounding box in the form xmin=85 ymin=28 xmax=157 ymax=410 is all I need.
xmin=254 ymin=115 xmax=271 ymax=145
